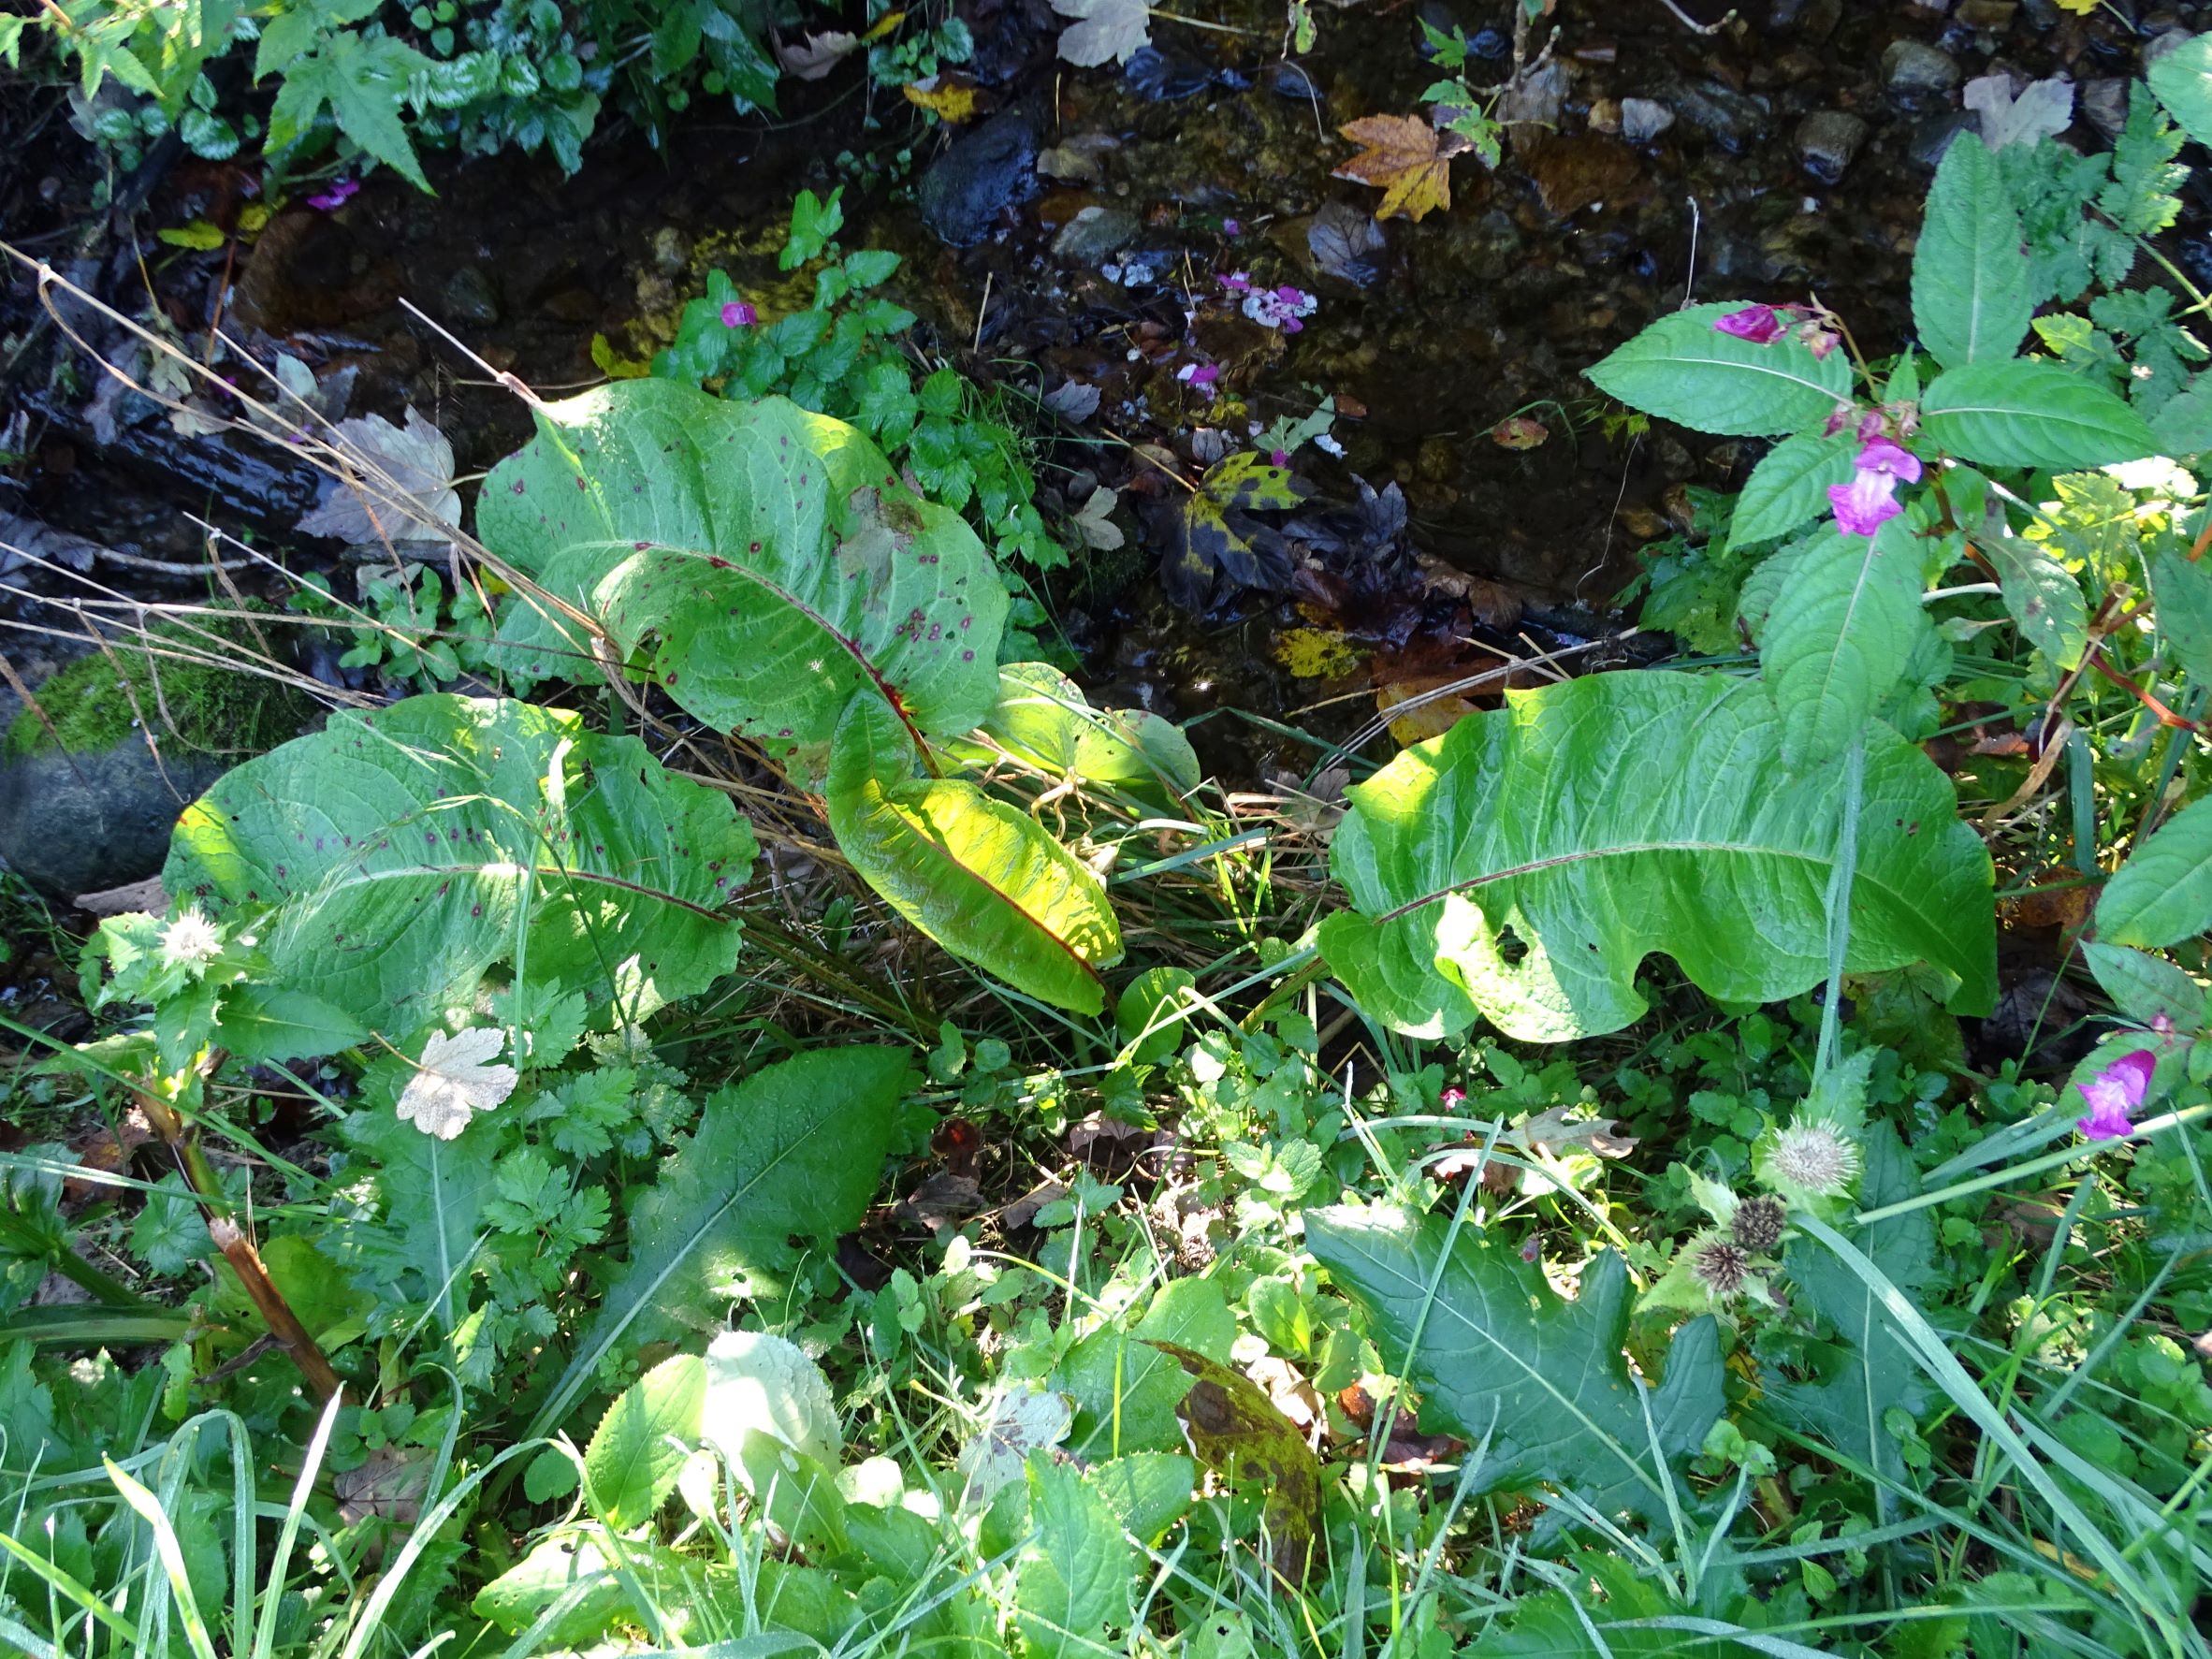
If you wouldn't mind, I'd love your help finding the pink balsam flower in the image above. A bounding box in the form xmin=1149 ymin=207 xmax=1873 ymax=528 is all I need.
xmin=307 ymin=177 xmax=360 ymax=211
xmin=721 ymin=300 xmax=758 ymax=327
xmin=1714 ymin=303 xmax=1784 ymax=344
xmin=2076 ymin=1049 xmax=2154 ymax=1142
xmin=1828 ymin=437 xmax=1922 ymax=536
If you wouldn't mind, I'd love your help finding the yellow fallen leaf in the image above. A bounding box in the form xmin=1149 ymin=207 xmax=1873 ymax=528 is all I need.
xmin=237 ymin=203 xmax=273 ymax=235
xmin=863 ymin=7 xmax=907 ymax=40
xmin=1273 ymin=626 xmax=1363 ymax=679
xmin=590 ymin=333 xmax=651 ymax=381
xmin=157 ymin=220 xmax=226 ymax=251
xmin=1333 ymin=114 xmax=1472 ymax=224
xmin=904 ymin=78 xmax=982 ymax=123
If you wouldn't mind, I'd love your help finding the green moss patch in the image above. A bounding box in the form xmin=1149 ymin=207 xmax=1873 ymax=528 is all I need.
xmin=6 ymin=619 xmax=313 ymax=760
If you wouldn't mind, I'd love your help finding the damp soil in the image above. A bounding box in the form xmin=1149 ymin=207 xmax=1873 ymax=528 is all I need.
xmin=3 ymin=0 xmax=2205 ymax=784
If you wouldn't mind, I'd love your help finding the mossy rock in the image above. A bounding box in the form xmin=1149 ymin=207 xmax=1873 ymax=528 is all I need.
xmin=4 ymin=619 xmax=311 ymax=761
xmin=0 ymin=620 xmax=313 ymax=902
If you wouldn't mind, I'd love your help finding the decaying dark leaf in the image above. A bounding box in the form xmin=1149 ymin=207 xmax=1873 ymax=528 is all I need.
xmin=1147 ymin=1340 xmax=1321 ymax=1586
xmin=1162 ymin=452 xmax=1314 ymax=609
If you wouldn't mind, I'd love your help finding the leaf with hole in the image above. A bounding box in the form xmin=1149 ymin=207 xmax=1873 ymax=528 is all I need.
xmin=1317 ymin=670 xmax=1996 ymax=1041
xmin=826 ymin=693 xmax=1122 ymax=1013
xmin=165 ymin=695 xmax=755 ymax=1032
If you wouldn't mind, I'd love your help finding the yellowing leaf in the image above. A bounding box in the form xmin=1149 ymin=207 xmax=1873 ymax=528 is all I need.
xmin=157 ymin=220 xmax=226 ymax=250
xmin=238 ymin=203 xmax=273 ymax=235
xmin=904 ymin=77 xmax=982 ymax=123
xmin=1332 ymin=114 xmax=1471 ymax=223
xmin=589 ymin=332 xmax=650 ymax=380
xmin=863 ymin=8 xmax=907 ymax=40
xmin=1052 ymin=0 xmax=1150 ymax=67
xmin=1274 ymin=626 xmax=1363 ymax=679
xmin=1491 ymin=415 xmax=1549 ymax=450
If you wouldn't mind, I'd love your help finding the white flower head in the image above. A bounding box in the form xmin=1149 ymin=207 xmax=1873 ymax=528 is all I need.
xmin=1762 ymin=1119 xmax=1862 ymax=1199
xmin=157 ymin=908 xmax=225 ymax=976
xmin=395 ymin=1027 xmax=517 ymax=1141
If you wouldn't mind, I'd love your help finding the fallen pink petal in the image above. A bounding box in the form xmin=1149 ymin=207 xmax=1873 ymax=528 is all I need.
xmin=2076 ymin=1048 xmax=2154 ymax=1141
xmin=307 ymin=177 xmax=360 ymax=211
xmin=1713 ymin=303 xmax=1783 ymax=344
xmin=721 ymin=300 xmax=758 ymax=327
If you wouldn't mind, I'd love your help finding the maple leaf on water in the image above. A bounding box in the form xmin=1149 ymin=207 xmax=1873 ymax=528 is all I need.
xmin=1052 ymin=0 xmax=1151 ymax=67
xmin=1332 ymin=115 xmax=1474 ymax=224
xmin=396 ymin=1027 xmax=518 ymax=1141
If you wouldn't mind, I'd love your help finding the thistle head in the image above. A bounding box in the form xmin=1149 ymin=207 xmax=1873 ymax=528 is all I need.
xmin=1731 ymin=1194 xmax=1788 ymax=1253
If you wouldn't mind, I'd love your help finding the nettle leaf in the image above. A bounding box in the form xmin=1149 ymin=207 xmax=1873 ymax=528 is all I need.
xmin=1317 ymin=671 xmax=1996 ymax=1041
xmin=165 ymin=695 xmax=755 ymax=1031
xmin=1306 ymin=1205 xmax=1724 ymax=1523
xmin=1768 ymin=1126 xmax=1938 ymax=1490
xmin=477 ymin=380 xmax=1005 ymax=779
xmin=1911 ymin=133 xmax=2033 ymax=370
xmin=1585 ymin=301 xmax=1852 ymax=437
xmin=950 ymin=662 xmax=1201 ymax=805
xmin=1729 ymin=431 xmax=1856 ymax=546
xmin=2097 ymin=793 xmax=2212 ymax=949
xmin=826 ymin=693 xmax=1123 ymax=1014
xmin=1919 ymin=359 xmax=2156 ymax=471
xmin=1751 ymin=523 xmax=1931 ymax=770
xmin=585 ymin=1353 xmax=706 ymax=1528
xmin=1983 ymin=531 xmax=2089 ymax=670
xmin=527 ymin=1046 xmax=909 ymax=1441
xmin=2148 ymin=31 xmax=2212 ymax=149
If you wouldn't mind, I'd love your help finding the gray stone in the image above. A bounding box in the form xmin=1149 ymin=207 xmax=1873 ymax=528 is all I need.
xmin=650 ymin=226 xmax=691 ymax=277
xmin=1656 ymin=78 xmax=1768 ymax=146
xmin=1884 ymin=38 xmax=1963 ymax=94
xmin=0 ymin=737 xmax=231 ymax=903
xmin=1911 ymin=111 xmax=1976 ymax=169
xmin=918 ymin=108 xmax=1041 ymax=246
xmin=1797 ymin=109 xmax=1870 ymax=181
xmin=2082 ymin=77 xmax=2131 ymax=140
xmin=1621 ymin=97 xmax=1676 ymax=144
xmin=441 ymin=265 xmax=501 ymax=326
xmin=1052 ymin=206 xmax=1141 ymax=267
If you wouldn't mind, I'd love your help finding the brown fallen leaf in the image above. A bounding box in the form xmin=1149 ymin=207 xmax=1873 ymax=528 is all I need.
xmin=1332 ymin=115 xmax=1473 ymax=224
xmin=777 ymin=30 xmax=859 ymax=79
xmin=1491 ymin=415 xmax=1549 ymax=450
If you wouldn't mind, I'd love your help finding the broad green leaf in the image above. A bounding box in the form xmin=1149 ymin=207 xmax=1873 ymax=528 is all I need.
xmin=478 ymin=381 xmax=1003 ymax=778
xmin=1728 ymin=432 xmax=1856 ymax=546
xmin=2148 ymin=546 xmax=2212 ymax=686
xmin=1306 ymin=1206 xmax=1724 ymax=1523
xmin=1016 ymin=1459 xmax=1132 ymax=1659
xmin=826 ymin=693 xmax=1121 ymax=1014
xmin=2147 ymin=32 xmax=2212 ymax=149
xmin=1148 ymin=1342 xmax=1323 ymax=1585
xmin=1983 ymin=531 xmax=2090 ymax=670
xmin=584 ymin=1354 xmax=706 ymax=1528
xmin=1768 ymin=1127 xmax=1936 ymax=1490
xmin=2082 ymin=941 xmax=2206 ymax=1033
xmin=701 ymin=1331 xmax=840 ymax=1468
xmin=1911 ymin=133 xmax=2033 ymax=370
xmin=211 ymin=986 xmax=368 ymax=1063
xmin=1318 ymin=671 xmax=1997 ymax=1041
xmin=473 ymin=1533 xmax=691 ymax=1642
xmin=1754 ymin=523 xmax=1930 ymax=769
xmin=1585 ymin=302 xmax=1852 ymax=437
xmin=1087 ymin=1453 xmax=1194 ymax=1546
xmin=1065 ymin=1277 xmax=1235 ymax=1458
xmin=1920 ymin=359 xmax=2156 ymax=471
xmin=1116 ymin=967 xmax=1199 ymax=1065
xmin=2150 ymin=374 xmax=2212 ymax=454
xmin=952 ymin=662 xmax=1201 ymax=804
xmin=2097 ymin=793 xmax=2212 ymax=948
xmin=527 ymin=1046 xmax=909 ymax=1441
xmin=165 ymin=695 xmax=755 ymax=1031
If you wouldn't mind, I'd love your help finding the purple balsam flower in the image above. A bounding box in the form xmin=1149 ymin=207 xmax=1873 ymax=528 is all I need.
xmin=1218 ymin=271 xmax=1253 ymax=295
xmin=1828 ymin=436 xmax=1922 ymax=536
xmin=1714 ymin=303 xmax=1784 ymax=344
xmin=307 ymin=177 xmax=360 ymax=211
xmin=2076 ymin=1048 xmax=2154 ymax=1141
xmin=721 ymin=300 xmax=758 ymax=327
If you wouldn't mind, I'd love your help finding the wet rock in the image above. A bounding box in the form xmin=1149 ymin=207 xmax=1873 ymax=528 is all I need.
xmin=1910 ymin=110 xmax=1976 ymax=167
xmin=1126 ymin=46 xmax=1213 ymax=100
xmin=1773 ymin=0 xmax=1841 ymax=38
xmin=1955 ymin=0 xmax=2017 ymax=26
xmin=0 ymin=738 xmax=230 ymax=903
xmin=1518 ymin=133 xmax=1642 ymax=218
xmin=2082 ymin=76 xmax=2130 ymax=138
xmin=1052 ymin=205 xmax=1140 ymax=266
xmin=2020 ymin=0 xmax=2062 ymax=22
xmin=442 ymin=264 xmax=500 ymax=326
xmin=1656 ymin=78 xmax=1768 ymax=147
xmin=1497 ymin=60 xmax=1569 ymax=126
xmin=1797 ymin=109 xmax=1870 ymax=181
xmin=918 ymin=107 xmax=1040 ymax=245
xmin=1884 ymin=38 xmax=1963 ymax=94
xmin=1264 ymin=61 xmax=1325 ymax=104
xmin=1621 ymin=97 xmax=1676 ymax=143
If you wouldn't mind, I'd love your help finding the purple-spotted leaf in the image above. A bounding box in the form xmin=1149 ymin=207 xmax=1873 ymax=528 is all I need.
xmin=477 ymin=380 xmax=1005 ymax=782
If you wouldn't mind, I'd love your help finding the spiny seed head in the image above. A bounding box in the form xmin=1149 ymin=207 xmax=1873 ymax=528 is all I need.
xmin=1732 ymin=1194 xmax=1788 ymax=1252
xmin=1766 ymin=1120 xmax=1861 ymax=1197
xmin=157 ymin=908 xmax=224 ymax=975
xmin=1691 ymin=1237 xmax=1752 ymax=1298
